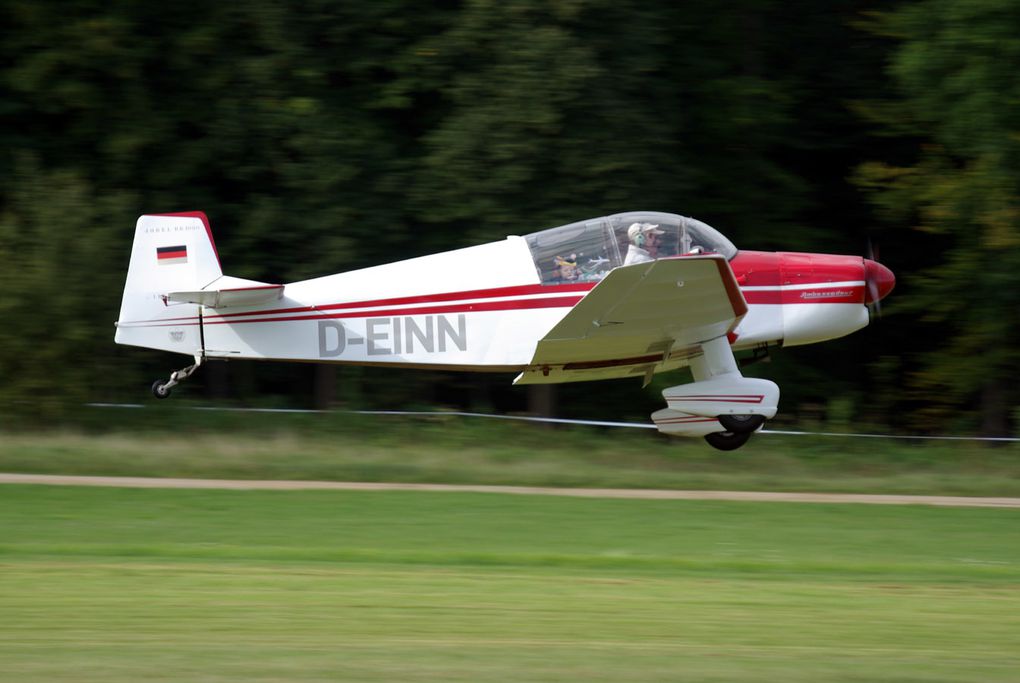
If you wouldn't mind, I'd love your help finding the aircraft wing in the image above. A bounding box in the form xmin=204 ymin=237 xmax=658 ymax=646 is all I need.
xmin=515 ymin=255 xmax=747 ymax=384
xmin=165 ymin=276 xmax=283 ymax=309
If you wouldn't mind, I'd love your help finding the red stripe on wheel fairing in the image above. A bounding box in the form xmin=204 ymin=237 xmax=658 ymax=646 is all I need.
xmin=667 ymin=395 xmax=764 ymax=404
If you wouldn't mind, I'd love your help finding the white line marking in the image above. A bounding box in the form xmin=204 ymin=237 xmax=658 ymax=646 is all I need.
xmin=84 ymin=404 xmax=1020 ymax=442
xmin=740 ymin=280 xmax=865 ymax=291
xmin=2 ymin=474 xmax=1018 ymax=507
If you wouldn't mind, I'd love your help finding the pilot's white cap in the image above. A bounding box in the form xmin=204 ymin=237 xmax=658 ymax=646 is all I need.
xmin=627 ymin=222 xmax=664 ymax=241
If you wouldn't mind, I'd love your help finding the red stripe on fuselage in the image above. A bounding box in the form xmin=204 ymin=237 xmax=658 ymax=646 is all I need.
xmin=203 ymin=282 xmax=594 ymax=322
xmin=130 ymin=293 xmax=586 ymax=327
xmin=135 ymin=283 xmax=593 ymax=325
xmin=201 ymin=294 xmax=586 ymax=326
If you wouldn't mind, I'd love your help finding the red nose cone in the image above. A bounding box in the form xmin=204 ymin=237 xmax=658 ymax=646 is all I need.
xmin=864 ymin=259 xmax=895 ymax=304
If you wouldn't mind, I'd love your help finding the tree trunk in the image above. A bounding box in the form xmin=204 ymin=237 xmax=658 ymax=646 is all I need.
xmin=527 ymin=384 xmax=555 ymax=419
xmin=979 ymin=378 xmax=1009 ymax=439
xmin=314 ymin=365 xmax=336 ymax=410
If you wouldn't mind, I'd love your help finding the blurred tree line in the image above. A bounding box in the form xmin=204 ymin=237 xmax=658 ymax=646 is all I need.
xmin=0 ymin=0 xmax=1017 ymax=436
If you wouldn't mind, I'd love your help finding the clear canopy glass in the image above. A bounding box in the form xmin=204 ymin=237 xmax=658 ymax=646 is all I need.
xmin=524 ymin=211 xmax=737 ymax=285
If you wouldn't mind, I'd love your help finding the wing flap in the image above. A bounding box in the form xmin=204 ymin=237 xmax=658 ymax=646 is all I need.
xmin=516 ymin=255 xmax=746 ymax=384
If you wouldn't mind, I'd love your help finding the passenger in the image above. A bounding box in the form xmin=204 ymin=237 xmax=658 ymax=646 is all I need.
xmin=553 ymin=254 xmax=579 ymax=282
xmin=624 ymin=223 xmax=664 ymax=265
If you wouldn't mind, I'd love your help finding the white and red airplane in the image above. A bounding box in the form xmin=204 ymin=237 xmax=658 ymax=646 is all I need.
xmin=116 ymin=211 xmax=893 ymax=449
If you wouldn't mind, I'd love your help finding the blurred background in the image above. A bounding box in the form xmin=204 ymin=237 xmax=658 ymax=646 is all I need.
xmin=0 ymin=0 xmax=1017 ymax=437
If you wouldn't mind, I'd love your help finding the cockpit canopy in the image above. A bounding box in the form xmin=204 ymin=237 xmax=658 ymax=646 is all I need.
xmin=525 ymin=211 xmax=737 ymax=285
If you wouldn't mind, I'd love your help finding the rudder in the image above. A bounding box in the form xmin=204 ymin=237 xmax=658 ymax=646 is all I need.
xmin=115 ymin=212 xmax=223 ymax=356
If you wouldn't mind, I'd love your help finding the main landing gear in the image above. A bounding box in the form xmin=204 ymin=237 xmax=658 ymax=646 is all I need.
xmin=151 ymin=355 xmax=203 ymax=399
xmin=704 ymin=414 xmax=767 ymax=451
xmin=704 ymin=431 xmax=751 ymax=451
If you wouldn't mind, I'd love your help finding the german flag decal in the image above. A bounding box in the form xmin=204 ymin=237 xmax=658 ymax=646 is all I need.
xmin=157 ymin=245 xmax=188 ymax=265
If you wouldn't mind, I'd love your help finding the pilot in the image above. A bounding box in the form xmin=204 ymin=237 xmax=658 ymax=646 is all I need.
xmin=624 ymin=222 xmax=664 ymax=265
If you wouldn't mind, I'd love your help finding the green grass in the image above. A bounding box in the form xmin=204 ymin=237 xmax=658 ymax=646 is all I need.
xmin=1 ymin=406 xmax=1019 ymax=496
xmin=1 ymin=485 xmax=1019 ymax=681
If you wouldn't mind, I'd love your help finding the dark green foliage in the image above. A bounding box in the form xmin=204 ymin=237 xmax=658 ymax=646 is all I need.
xmin=0 ymin=0 xmax=1013 ymax=434
xmin=855 ymin=0 xmax=1020 ymax=434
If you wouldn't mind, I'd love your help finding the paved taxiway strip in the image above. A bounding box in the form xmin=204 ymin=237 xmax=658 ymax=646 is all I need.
xmin=2 ymin=473 xmax=1019 ymax=508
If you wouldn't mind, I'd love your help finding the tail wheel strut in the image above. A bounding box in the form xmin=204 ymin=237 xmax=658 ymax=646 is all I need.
xmin=151 ymin=355 xmax=203 ymax=399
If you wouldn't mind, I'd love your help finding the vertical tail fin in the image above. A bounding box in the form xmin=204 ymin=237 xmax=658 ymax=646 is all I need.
xmin=115 ymin=212 xmax=222 ymax=355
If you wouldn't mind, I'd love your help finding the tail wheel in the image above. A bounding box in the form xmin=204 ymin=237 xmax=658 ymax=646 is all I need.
xmin=717 ymin=414 xmax=766 ymax=434
xmin=151 ymin=380 xmax=172 ymax=399
xmin=704 ymin=431 xmax=751 ymax=451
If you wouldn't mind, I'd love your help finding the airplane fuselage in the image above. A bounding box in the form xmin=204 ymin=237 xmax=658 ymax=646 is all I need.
xmin=135 ymin=239 xmax=891 ymax=380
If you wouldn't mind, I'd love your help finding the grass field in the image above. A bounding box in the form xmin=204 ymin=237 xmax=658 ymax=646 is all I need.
xmin=2 ymin=484 xmax=1019 ymax=682
xmin=2 ymin=406 xmax=1020 ymax=496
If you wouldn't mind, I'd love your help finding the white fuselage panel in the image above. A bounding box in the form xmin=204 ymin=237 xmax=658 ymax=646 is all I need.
xmin=200 ymin=236 xmax=574 ymax=368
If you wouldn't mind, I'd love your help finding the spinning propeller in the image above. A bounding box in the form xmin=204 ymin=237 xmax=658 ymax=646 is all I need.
xmin=863 ymin=239 xmax=895 ymax=317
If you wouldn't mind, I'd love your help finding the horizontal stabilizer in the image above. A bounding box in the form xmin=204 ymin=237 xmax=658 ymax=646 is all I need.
xmin=165 ymin=276 xmax=283 ymax=309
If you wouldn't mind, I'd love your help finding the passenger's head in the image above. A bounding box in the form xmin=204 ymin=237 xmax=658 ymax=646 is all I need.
xmin=554 ymin=254 xmax=578 ymax=280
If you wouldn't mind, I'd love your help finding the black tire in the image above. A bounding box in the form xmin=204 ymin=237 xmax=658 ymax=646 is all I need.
xmin=151 ymin=380 xmax=172 ymax=399
xmin=717 ymin=414 xmax=766 ymax=434
xmin=704 ymin=431 xmax=751 ymax=451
